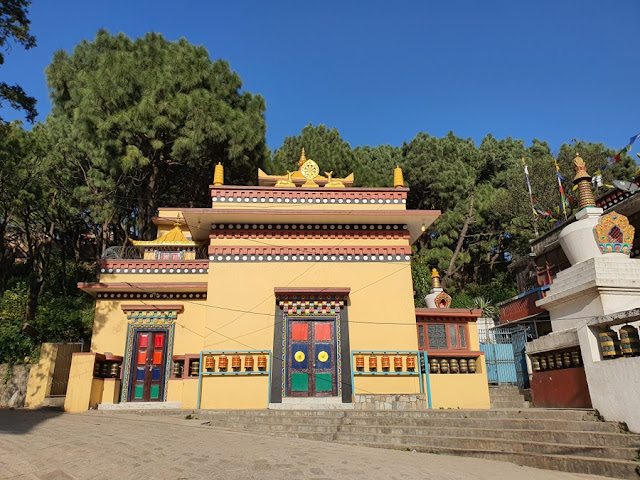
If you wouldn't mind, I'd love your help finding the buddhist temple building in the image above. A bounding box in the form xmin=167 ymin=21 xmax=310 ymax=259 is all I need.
xmin=28 ymin=150 xmax=490 ymax=411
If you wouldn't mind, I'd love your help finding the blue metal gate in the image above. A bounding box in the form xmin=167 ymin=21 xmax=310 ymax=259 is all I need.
xmin=479 ymin=327 xmax=528 ymax=387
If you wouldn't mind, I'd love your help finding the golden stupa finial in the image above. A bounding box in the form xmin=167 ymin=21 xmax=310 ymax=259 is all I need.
xmin=298 ymin=148 xmax=307 ymax=168
xmin=213 ymin=162 xmax=224 ymax=186
xmin=431 ymin=268 xmax=441 ymax=289
xmin=394 ymin=165 xmax=404 ymax=188
xmin=573 ymin=152 xmax=596 ymax=209
xmin=174 ymin=212 xmax=182 ymax=228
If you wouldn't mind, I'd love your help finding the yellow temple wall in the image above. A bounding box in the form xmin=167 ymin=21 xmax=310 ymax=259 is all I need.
xmin=427 ymin=355 xmax=491 ymax=409
xmin=64 ymin=353 xmax=104 ymax=412
xmin=199 ymin=376 xmax=269 ymax=409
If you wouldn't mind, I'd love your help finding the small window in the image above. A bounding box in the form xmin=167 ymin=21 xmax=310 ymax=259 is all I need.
xmin=459 ymin=326 xmax=467 ymax=348
xmin=449 ymin=325 xmax=457 ymax=348
xmin=427 ymin=325 xmax=447 ymax=349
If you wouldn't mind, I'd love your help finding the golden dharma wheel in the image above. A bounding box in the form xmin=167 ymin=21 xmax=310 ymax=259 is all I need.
xmin=547 ymin=355 xmax=555 ymax=369
xmin=554 ymin=353 xmax=563 ymax=368
xmin=599 ymin=329 xmax=621 ymax=359
xmin=540 ymin=356 xmax=547 ymax=370
xmin=231 ymin=355 xmax=241 ymax=369
xmin=406 ymin=356 xmax=416 ymax=370
xmin=467 ymin=358 xmax=476 ymax=373
xmin=245 ymin=354 xmax=254 ymax=370
xmin=257 ymin=355 xmax=267 ymax=370
xmin=571 ymin=350 xmax=581 ymax=366
xmin=394 ymin=356 xmax=403 ymax=370
xmin=620 ymin=325 xmax=640 ymax=356
xmin=369 ymin=355 xmax=377 ymax=370
xmin=381 ymin=355 xmax=390 ymax=370
xmin=355 ymin=355 xmax=365 ymax=370
xmin=190 ymin=360 xmax=200 ymax=377
xmin=563 ymin=352 xmax=571 ymax=367
xmin=218 ymin=355 xmax=228 ymax=370
xmin=449 ymin=358 xmax=459 ymax=374
xmin=204 ymin=355 xmax=215 ymax=371
xmin=459 ymin=358 xmax=468 ymax=373
xmin=429 ymin=358 xmax=439 ymax=374
xmin=439 ymin=359 xmax=449 ymax=374
xmin=531 ymin=356 xmax=540 ymax=372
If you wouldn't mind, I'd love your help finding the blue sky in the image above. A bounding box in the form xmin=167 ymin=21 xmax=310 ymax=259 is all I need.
xmin=2 ymin=1 xmax=639 ymax=153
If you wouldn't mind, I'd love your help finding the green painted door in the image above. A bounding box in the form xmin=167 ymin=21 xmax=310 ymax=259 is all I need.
xmin=129 ymin=331 xmax=167 ymax=402
xmin=287 ymin=319 xmax=337 ymax=397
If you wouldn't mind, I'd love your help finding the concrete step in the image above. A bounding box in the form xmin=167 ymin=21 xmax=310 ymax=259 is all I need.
xmin=490 ymin=400 xmax=531 ymax=408
xmin=97 ymin=402 xmax=181 ymax=411
xmin=40 ymin=397 xmax=65 ymax=408
xmin=333 ymin=432 xmax=638 ymax=460
xmin=338 ymin=442 xmax=640 ymax=480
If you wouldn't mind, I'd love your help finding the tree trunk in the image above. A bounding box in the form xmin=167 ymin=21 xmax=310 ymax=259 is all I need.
xmin=140 ymin=163 xmax=159 ymax=241
xmin=443 ymin=190 xmax=475 ymax=288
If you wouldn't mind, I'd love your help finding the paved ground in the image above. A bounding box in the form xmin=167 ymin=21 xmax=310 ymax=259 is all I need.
xmin=0 ymin=409 xmax=612 ymax=480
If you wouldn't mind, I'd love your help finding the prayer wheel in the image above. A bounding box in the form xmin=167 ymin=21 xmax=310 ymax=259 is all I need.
xmin=93 ymin=362 xmax=100 ymax=377
xmin=547 ymin=355 xmax=555 ymax=369
xmin=257 ymin=355 xmax=267 ymax=370
xmin=100 ymin=362 xmax=109 ymax=377
xmin=599 ymin=329 xmax=621 ymax=359
xmin=459 ymin=358 xmax=468 ymax=374
xmin=531 ymin=356 xmax=540 ymax=372
xmin=620 ymin=325 xmax=640 ymax=356
xmin=468 ymin=358 xmax=476 ymax=373
xmin=381 ymin=355 xmax=390 ymax=370
xmin=190 ymin=360 xmax=200 ymax=377
xmin=539 ymin=356 xmax=547 ymax=370
xmin=204 ymin=355 xmax=215 ymax=371
xmin=563 ymin=352 xmax=571 ymax=367
xmin=449 ymin=358 xmax=459 ymax=374
xmin=110 ymin=363 xmax=120 ymax=378
xmin=394 ymin=356 xmax=403 ymax=370
xmin=429 ymin=358 xmax=439 ymax=374
xmin=172 ymin=361 xmax=182 ymax=378
xmin=406 ymin=356 xmax=416 ymax=370
xmin=555 ymin=353 xmax=563 ymax=368
xmin=231 ymin=355 xmax=241 ymax=369
xmin=369 ymin=355 xmax=377 ymax=370
xmin=439 ymin=359 xmax=449 ymax=374
xmin=218 ymin=355 xmax=228 ymax=370
xmin=245 ymin=354 xmax=254 ymax=370
xmin=355 ymin=355 xmax=365 ymax=370
xmin=571 ymin=350 xmax=581 ymax=366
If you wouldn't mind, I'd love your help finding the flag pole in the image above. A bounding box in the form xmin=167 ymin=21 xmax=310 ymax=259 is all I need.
xmin=522 ymin=158 xmax=539 ymax=237
xmin=554 ymin=158 xmax=569 ymax=222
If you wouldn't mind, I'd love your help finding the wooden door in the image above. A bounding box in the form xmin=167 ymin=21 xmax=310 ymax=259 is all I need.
xmin=129 ymin=331 xmax=167 ymax=402
xmin=287 ymin=319 xmax=337 ymax=397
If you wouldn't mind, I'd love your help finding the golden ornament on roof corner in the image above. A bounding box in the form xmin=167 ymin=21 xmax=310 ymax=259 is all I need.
xmin=324 ymin=171 xmax=345 ymax=188
xmin=275 ymin=170 xmax=296 ymax=188
xmin=573 ymin=152 xmax=596 ymax=209
xmin=301 ymin=159 xmax=320 ymax=187
xmin=213 ymin=163 xmax=224 ymax=186
xmin=394 ymin=166 xmax=404 ymax=188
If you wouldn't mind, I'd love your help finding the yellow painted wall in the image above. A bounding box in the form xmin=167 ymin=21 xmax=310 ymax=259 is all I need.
xmin=24 ymin=343 xmax=57 ymax=408
xmin=354 ymin=376 xmax=421 ymax=395
xmin=181 ymin=378 xmax=199 ymax=409
xmin=167 ymin=379 xmax=183 ymax=403
xmin=102 ymin=379 xmax=121 ymax=404
xmin=64 ymin=353 xmax=100 ymax=412
xmin=427 ymin=373 xmax=491 ymax=409
xmin=199 ymin=376 xmax=269 ymax=409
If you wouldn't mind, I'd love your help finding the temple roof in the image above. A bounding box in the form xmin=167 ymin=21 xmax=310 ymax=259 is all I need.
xmin=130 ymin=221 xmax=202 ymax=247
xmin=258 ymin=148 xmax=354 ymax=187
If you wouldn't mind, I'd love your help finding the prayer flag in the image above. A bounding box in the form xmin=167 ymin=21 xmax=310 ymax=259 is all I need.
xmin=630 ymin=133 xmax=640 ymax=146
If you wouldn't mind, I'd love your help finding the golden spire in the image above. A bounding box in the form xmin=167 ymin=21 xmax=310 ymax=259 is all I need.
xmin=213 ymin=162 xmax=224 ymax=186
xmin=431 ymin=268 xmax=441 ymax=289
xmin=394 ymin=165 xmax=404 ymax=188
xmin=173 ymin=212 xmax=182 ymax=228
xmin=298 ymin=148 xmax=307 ymax=168
xmin=573 ymin=153 xmax=596 ymax=209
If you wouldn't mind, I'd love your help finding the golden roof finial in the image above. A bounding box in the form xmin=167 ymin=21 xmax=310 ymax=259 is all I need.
xmin=431 ymin=268 xmax=441 ymax=289
xmin=394 ymin=165 xmax=404 ymax=188
xmin=573 ymin=152 xmax=596 ymax=209
xmin=213 ymin=162 xmax=224 ymax=186
xmin=174 ymin=212 xmax=182 ymax=227
xmin=298 ymin=148 xmax=307 ymax=168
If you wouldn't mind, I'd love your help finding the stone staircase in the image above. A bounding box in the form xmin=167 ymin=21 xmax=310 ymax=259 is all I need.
xmin=161 ymin=409 xmax=640 ymax=479
xmin=489 ymin=385 xmax=530 ymax=408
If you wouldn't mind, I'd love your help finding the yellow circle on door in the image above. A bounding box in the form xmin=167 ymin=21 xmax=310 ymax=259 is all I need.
xmin=294 ymin=351 xmax=305 ymax=362
xmin=317 ymin=351 xmax=329 ymax=362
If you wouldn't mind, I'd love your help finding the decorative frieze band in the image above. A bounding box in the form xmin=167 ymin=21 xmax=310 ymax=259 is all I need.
xmin=210 ymin=223 xmax=410 ymax=240
xmin=99 ymin=260 xmax=209 ymax=275
xmin=208 ymin=246 xmax=411 ymax=263
xmin=211 ymin=189 xmax=406 ymax=204
xmin=278 ymin=297 xmax=346 ymax=315
xmin=96 ymin=292 xmax=207 ymax=300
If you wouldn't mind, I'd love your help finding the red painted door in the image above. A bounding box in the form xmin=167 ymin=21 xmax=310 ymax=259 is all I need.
xmin=288 ymin=319 xmax=337 ymax=397
xmin=130 ymin=331 xmax=166 ymax=402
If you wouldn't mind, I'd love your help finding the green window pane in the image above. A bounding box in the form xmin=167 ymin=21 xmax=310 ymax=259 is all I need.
xmin=150 ymin=384 xmax=160 ymax=399
xmin=315 ymin=373 xmax=333 ymax=392
xmin=291 ymin=373 xmax=308 ymax=391
xmin=134 ymin=384 xmax=144 ymax=399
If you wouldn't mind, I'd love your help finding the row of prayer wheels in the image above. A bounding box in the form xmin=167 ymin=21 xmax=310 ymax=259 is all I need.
xmin=531 ymin=350 xmax=581 ymax=371
xmin=599 ymin=326 xmax=640 ymax=358
xmin=94 ymin=361 xmax=121 ymax=378
xmin=429 ymin=358 xmax=477 ymax=374
xmin=203 ymin=354 xmax=268 ymax=372
xmin=355 ymin=354 xmax=416 ymax=371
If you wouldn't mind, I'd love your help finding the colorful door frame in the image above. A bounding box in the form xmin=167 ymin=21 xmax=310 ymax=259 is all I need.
xmin=120 ymin=307 xmax=178 ymax=403
xmin=270 ymin=292 xmax=352 ymax=403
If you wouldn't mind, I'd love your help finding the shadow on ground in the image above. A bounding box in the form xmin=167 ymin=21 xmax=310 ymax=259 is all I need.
xmin=0 ymin=407 xmax=64 ymax=434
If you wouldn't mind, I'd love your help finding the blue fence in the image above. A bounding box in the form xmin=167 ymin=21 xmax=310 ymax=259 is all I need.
xmin=479 ymin=327 xmax=528 ymax=387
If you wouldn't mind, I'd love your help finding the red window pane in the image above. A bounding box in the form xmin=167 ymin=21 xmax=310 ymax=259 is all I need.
xmin=153 ymin=350 xmax=162 ymax=365
xmin=139 ymin=334 xmax=148 ymax=348
xmin=315 ymin=324 xmax=331 ymax=341
xmin=291 ymin=323 xmax=308 ymax=340
xmin=137 ymin=351 xmax=147 ymax=365
xmin=154 ymin=333 xmax=164 ymax=348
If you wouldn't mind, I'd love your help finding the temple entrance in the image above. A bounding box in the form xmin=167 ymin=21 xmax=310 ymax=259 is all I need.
xmin=287 ymin=318 xmax=337 ymax=397
xmin=129 ymin=331 xmax=168 ymax=402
